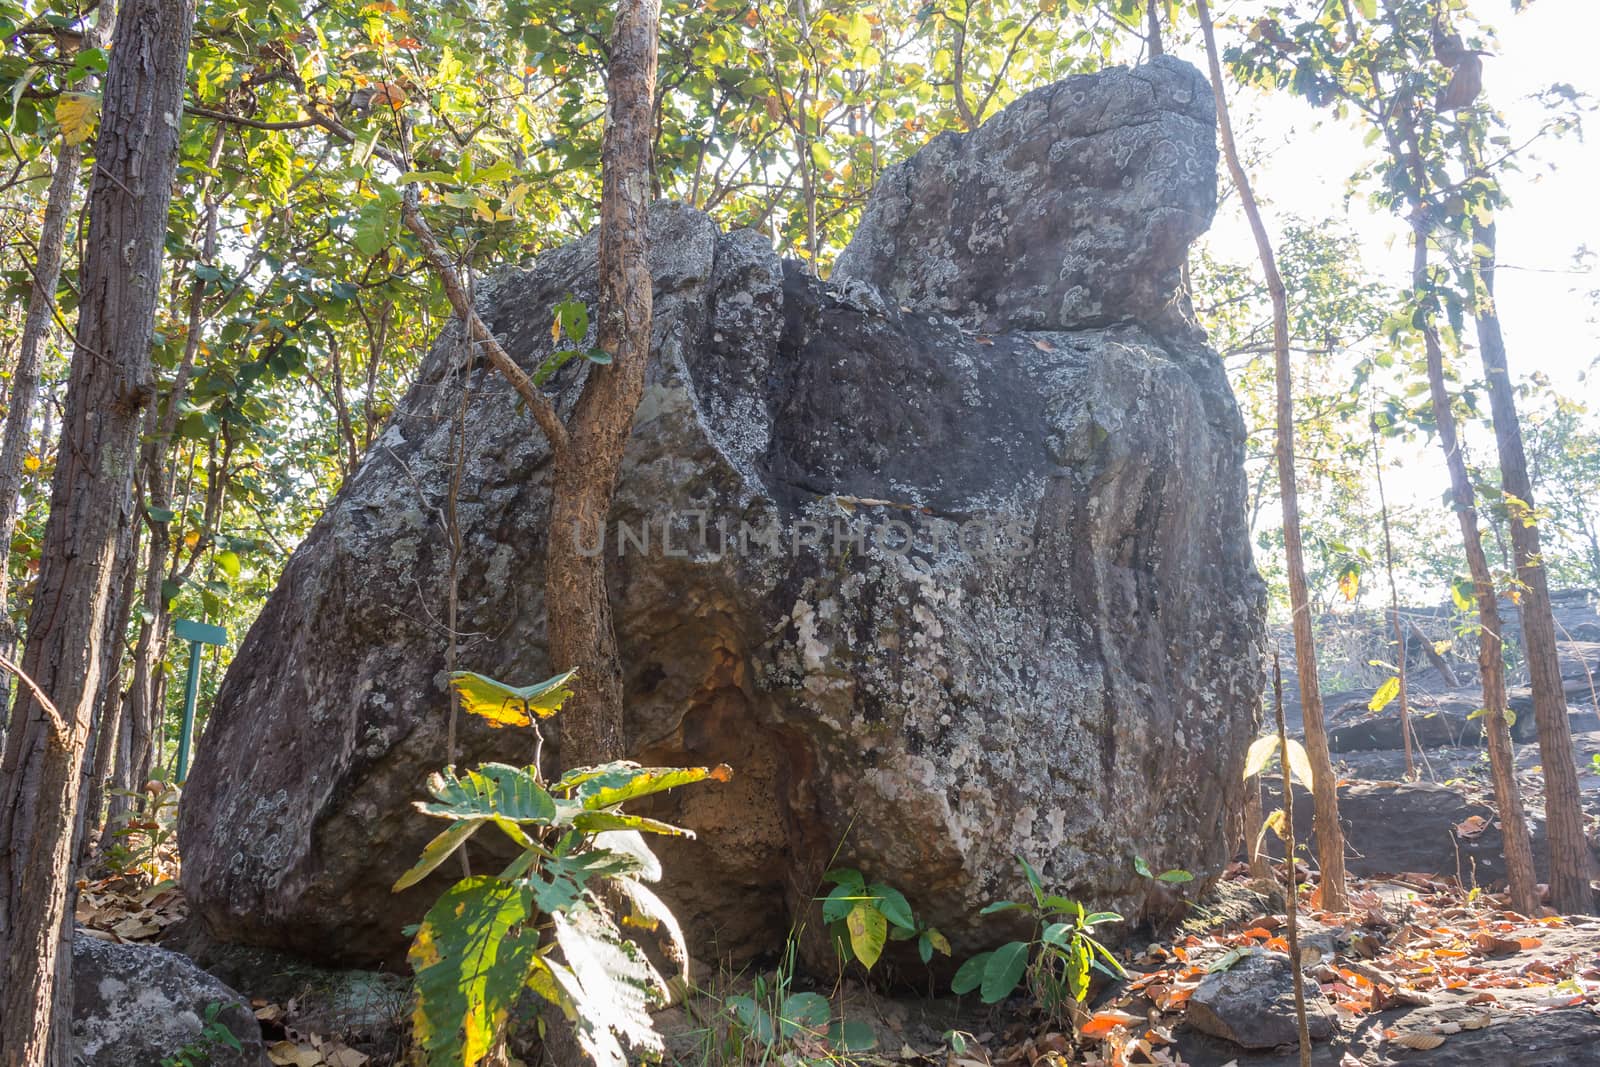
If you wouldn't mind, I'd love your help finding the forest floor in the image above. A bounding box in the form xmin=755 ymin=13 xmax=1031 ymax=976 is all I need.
xmin=73 ymin=598 xmax=1600 ymax=1066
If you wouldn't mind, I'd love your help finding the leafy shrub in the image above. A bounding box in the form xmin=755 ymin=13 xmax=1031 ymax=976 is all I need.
xmin=721 ymin=942 xmax=877 ymax=1057
xmin=396 ymin=668 xmax=730 ymax=1067
xmin=951 ymin=857 xmax=1125 ymax=1024
xmin=820 ymin=867 xmax=949 ymax=969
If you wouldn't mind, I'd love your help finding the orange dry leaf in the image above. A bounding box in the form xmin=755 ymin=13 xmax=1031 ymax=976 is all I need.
xmin=1080 ymin=1011 xmax=1144 ymax=1039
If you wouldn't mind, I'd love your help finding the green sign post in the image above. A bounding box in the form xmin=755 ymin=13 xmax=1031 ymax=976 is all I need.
xmin=173 ymin=617 xmax=228 ymax=784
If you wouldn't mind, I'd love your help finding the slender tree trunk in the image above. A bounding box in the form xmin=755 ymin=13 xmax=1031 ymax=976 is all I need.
xmin=1198 ymin=0 xmax=1347 ymax=910
xmin=1146 ymin=0 xmax=1164 ymax=58
xmin=0 ymin=3 xmax=196 ymax=1061
xmin=548 ymin=0 xmax=660 ymax=769
xmin=0 ymin=154 xmax=84 ymax=720
xmin=1371 ymin=415 xmax=1415 ymax=778
xmin=1462 ymin=144 xmax=1594 ymax=913
xmin=1410 ymin=219 xmax=1540 ymax=916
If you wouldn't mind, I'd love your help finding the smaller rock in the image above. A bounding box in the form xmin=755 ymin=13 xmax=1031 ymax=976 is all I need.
xmin=72 ymin=929 xmax=267 ymax=1067
xmin=1186 ymin=951 xmax=1334 ymax=1050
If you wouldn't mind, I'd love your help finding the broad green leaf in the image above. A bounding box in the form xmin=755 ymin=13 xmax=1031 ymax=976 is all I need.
xmin=778 ymin=991 xmax=830 ymax=1037
xmin=393 ymin=818 xmax=482 ymax=891
xmin=827 ymin=1018 xmax=877 ymax=1052
xmin=450 ymin=669 xmax=576 ymax=728
xmin=868 ymin=883 xmax=916 ymax=932
xmin=821 ymin=883 xmax=857 ymax=924
xmin=215 ymin=549 xmax=241 ymax=578
xmin=978 ymin=900 xmax=1027 ymax=916
xmin=846 ymin=901 xmax=888 ymax=969
xmin=591 ymin=830 xmax=661 ymax=883
xmin=1040 ymin=922 xmax=1074 ymax=949
xmin=408 ymin=877 xmax=537 ymax=1067
xmin=616 ymin=878 xmax=687 ymax=982
xmin=980 ymin=941 xmax=1031 ymax=1004
xmin=417 ymin=764 xmax=556 ymax=824
xmin=1018 ymin=855 xmax=1044 ymax=904
xmin=924 ymin=927 xmax=951 ymax=956
xmin=551 ymin=906 xmax=667 ymax=1065
xmin=726 ymin=995 xmax=775 ymax=1044
xmin=1064 ymin=939 xmax=1090 ymax=1001
xmin=570 ymin=810 xmax=695 ymax=838
xmin=572 ymin=762 xmax=732 ymax=811
xmin=822 ymin=867 xmax=865 ymax=891
xmin=1368 ymin=676 xmax=1401 ymax=713
xmin=951 ymin=951 xmax=992 ymax=995
xmin=1157 ymin=869 xmax=1194 ymax=884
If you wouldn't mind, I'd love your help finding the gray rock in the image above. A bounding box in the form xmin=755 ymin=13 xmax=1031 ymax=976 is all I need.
xmin=832 ymin=55 xmax=1217 ymax=335
xmin=179 ymin=59 xmax=1264 ymax=968
xmin=71 ymin=929 xmax=266 ymax=1067
xmin=1186 ymin=951 xmax=1334 ymax=1050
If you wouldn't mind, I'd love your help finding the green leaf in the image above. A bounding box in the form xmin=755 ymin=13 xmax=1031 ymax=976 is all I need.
xmin=1018 ymin=855 xmax=1045 ymax=904
xmin=779 ymin=991 xmax=830 ymax=1038
xmin=821 ymin=883 xmax=857 ymax=924
xmin=215 ymin=550 xmax=241 ymax=578
xmin=1040 ymin=922 xmax=1074 ymax=949
xmin=417 ymin=763 xmax=556 ymax=824
xmin=393 ymin=819 xmax=482 ymax=891
xmin=408 ymin=877 xmax=537 ymax=1067
xmin=823 ymin=867 xmax=865 ymax=890
xmin=980 ymin=941 xmax=1031 ymax=1004
xmin=978 ymin=899 xmax=1027 ymax=916
xmin=1064 ymin=938 xmax=1091 ymax=1001
xmin=846 ymin=901 xmax=888 ymax=969
xmin=550 ymin=905 xmax=667 ymax=1066
xmin=1157 ymin=869 xmax=1194 ymax=885
xmin=869 ymin=883 xmax=916 ymax=931
xmin=570 ymin=762 xmax=731 ymax=811
xmin=1368 ymin=676 xmax=1401 ymax=713
xmin=569 ymin=810 xmax=695 ymax=838
xmin=951 ymin=951 xmax=992 ymax=995
xmin=1133 ymin=855 xmax=1154 ymax=878
xmin=827 ymin=1018 xmax=877 ymax=1052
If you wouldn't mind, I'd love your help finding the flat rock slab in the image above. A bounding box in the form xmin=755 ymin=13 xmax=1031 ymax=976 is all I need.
xmin=1186 ymin=950 xmax=1335 ymax=1049
xmin=72 ymin=929 xmax=267 ymax=1067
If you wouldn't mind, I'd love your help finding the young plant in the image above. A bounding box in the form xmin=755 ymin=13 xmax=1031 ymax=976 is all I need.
xmin=952 ymin=857 xmax=1125 ymax=1024
xmin=820 ymin=867 xmax=949 ymax=970
xmin=395 ymin=667 xmax=731 ymax=1067
xmin=159 ymin=1002 xmax=244 ymax=1067
xmin=722 ymin=941 xmax=877 ymax=1057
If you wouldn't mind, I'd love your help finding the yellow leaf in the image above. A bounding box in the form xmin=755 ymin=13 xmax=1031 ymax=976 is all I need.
xmin=1242 ymin=734 xmax=1278 ymax=780
xmin=56 ymin=92 xmax=99 ymax=145
xmin=183 ymin=530 xmax=201 ymax=549
xmin=449 ymin=669 xmax=576 ymax=728
xmin=1338 ymin=568 xmax=1360 ymax=601
xmin=22 ymin=454 xmax=40 ymax=472
xmin=1282 ymin=737 xmax=1315 ymax=791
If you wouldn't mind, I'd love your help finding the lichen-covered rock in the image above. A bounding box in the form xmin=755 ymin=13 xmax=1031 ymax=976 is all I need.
xmin=832 ymin=56 xmax=1217 ymax=334
xmin=179 ymin=58 xmax=1263 ymax=968
xmin=71 ymin=930 xmax=266 ymax=1066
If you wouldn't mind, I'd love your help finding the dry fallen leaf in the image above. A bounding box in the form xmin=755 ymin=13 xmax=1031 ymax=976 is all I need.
xmin=1391 ymin=1032 xmax=1447 ymax=1050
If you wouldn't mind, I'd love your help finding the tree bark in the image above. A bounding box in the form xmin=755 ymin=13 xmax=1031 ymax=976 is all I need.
xmin=1410 ymin=219 xmax=1540 ymax=917
xmin=0 ymin=150 xmax=86 ymax=721
xmin=1462 ymin=148 xmax=1594 ymax=913
xmin=1197 ymin=0 xmax=1347 ymax=910
xmin=549 ymin=0 xmax=660 ymax=769
xmin=1371 ymin=418 xmax=1414 ymax=778
xmin=0 ymin=2 xmax=196 ymax=1061
xmin=1146 ymin=0 xmax=1164 ymax=58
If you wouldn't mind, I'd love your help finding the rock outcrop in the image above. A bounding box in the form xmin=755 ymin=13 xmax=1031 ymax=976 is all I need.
xmin=72 ymin=930 xmax=267 ymax=1067
xmin=179 ymin=56 xmax=1264 ymax=967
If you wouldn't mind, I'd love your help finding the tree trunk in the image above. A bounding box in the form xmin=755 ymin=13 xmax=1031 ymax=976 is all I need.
xmin=1462 ymin=162 xmax=1594 ymax=913
xmin=0 ymin=151 xmax=85 ymax=721
xmin=1197 ymin=0 xmax=1347 ymax=910
xmin=1371 ymin=418 xmax=1414 ymax=778
xmin=1146 ymin=0 xmax=1164 ymax=58
xmin=549 ymin=0 xmax=660 ymax=769
xmin=0 ymin=2 xmax=196 ymax=1061
xmin=1410 ymin=221 xmax=1540 ymax=917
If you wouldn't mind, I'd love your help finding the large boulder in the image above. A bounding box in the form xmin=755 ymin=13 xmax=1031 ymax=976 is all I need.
xmin=179 ymin=56 xmax=1264 ymax=968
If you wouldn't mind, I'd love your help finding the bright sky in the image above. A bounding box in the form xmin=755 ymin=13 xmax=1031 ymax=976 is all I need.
xmin=1172 ymin=0 xmax=1599 ymax=541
